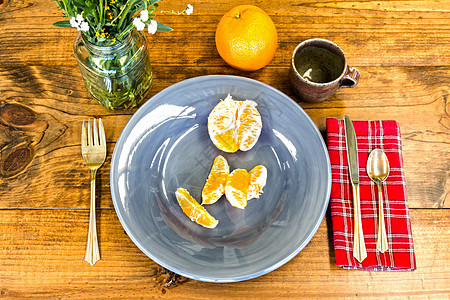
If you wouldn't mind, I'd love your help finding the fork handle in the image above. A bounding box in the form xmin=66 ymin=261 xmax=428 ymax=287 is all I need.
xmin=85 ymin=169 xmax=100 ymax=266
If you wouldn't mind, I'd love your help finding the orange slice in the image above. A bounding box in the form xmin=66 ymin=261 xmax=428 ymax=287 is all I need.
xmin=208 ymin=94 xmax=262 ymax=153
xmin=225 ymin=169 xmax=250 ymax=209
xmin=202 ymin=155 xmax=230 ymax=205
xmin=175 ymin=188 xmax=219 ymax=229
xmin=236 ymin=101 xmax=263 ymax=151
xmin=247 ymin=165 xmax=267 ymax=200
xmin=207 ymin=95 xmax=240 ymax=152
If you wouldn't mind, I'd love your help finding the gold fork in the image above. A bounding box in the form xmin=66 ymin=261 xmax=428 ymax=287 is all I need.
xmin=81 ymin=118 xmax=106 ymax=266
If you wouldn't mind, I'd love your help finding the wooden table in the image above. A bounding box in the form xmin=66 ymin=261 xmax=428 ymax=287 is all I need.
xmin=0 ymin=0 xmax=449 ymax=297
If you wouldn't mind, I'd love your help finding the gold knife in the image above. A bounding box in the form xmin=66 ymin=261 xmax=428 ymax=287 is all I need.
xmin=344 ymin=115 xmax=367 ymax=263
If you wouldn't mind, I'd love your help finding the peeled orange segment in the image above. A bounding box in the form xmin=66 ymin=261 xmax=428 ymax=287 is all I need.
xmin=236 ymin=100 xmax=262 ymax=151
xmin=208 ymin=94 xmax=262 ymax=153
xmin=207 ymin=95 xmax=240 ymax=152
xmin=247 ymin=165 xmax=268 ymax=200
xmin=225 ymin=169 xmax=250 ymax=209
xmin=202 ymin=155 xmax=230 ymax=205
xmin=175 ymin=188 xmax=219 ymax=229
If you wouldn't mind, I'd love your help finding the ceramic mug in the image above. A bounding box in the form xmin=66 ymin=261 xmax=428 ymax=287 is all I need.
xmin=289 ymin=38 xmax=360 ymax=103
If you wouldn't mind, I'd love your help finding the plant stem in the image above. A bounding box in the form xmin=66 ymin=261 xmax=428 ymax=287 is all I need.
xmin=99 ymin=0 xmax=104 ymax=24
xmin=117 ymin=0 xmax=134 ymax=30
xmin=92 ymin=8 xmax=99 ymax=24
xmin=117 ymin=23 xmax=134 ymax=40
xmin=110 ymin=2 xmax=129 ymax=24
xmin=61 ymin=0 xmax=72 ymax=17
xmin=156 ymin=9 xmax=186 ymax=15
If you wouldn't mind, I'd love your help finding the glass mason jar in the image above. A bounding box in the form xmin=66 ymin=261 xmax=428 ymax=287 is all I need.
xmin=73 ymin=30 xmax=153 ymax=109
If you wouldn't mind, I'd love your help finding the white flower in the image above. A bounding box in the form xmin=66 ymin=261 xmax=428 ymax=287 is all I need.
xmin=133 ymin=17 xmax=145 ymax=31
xmin=80 ymin=21 xmax=89 ymax=32
xmin=76 ymin=14 xmax=84 ymax=23
xmin=70 ymin=17 xmax=79 ymax=28
xmin=140 ymin=10 xmax=149 ymax=22
xmin=70 ymin=14 xmax=89 ymax=32
xmin=148 ymin=20 xmax=157 ymax=34
xmin=186 ymin=4 xmax=193 ymax=15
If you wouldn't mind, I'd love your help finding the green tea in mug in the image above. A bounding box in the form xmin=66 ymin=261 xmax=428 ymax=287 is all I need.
xmin=294 ymin=46 xmax=344 ymax=83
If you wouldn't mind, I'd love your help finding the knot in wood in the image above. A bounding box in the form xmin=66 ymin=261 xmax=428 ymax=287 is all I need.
xmin=0 ymin=103 xmax=37 ymax=127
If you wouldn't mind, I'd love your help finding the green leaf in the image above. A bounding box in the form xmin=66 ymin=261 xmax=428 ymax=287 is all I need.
xmin=156 ymin=21 xmax=172 ymax=32
xmin=83 ymin=0 xmax=94 ymax=16
xmin=72 ymin=0 xmax=86 ymax=10
xmin=53 ymin=0 xmax=63 ymax=9
xmin=52 ymin=20 xmax=73 ymax=28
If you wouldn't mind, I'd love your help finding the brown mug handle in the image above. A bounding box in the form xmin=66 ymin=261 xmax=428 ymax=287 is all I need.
xmin=339 ymin=66 xmax=360 ymax=88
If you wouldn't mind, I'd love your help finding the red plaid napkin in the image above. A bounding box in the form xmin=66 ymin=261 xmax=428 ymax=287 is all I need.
xmin=326 ymin=118 xmax=416 ymax=271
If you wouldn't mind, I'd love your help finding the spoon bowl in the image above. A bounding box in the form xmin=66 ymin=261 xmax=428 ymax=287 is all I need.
xmin=366 ymin=149 xmax=390 ymax=253
xmin=367 ymin=149 xmax=390 ymax=182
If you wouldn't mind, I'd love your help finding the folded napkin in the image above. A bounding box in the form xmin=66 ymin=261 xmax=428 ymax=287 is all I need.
xmin=326 ymin=118 xmax=416 ymax=271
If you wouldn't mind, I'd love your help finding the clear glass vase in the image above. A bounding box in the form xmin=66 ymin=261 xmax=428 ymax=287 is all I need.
xmin=73 ymin=30 xmax=153 ymax=110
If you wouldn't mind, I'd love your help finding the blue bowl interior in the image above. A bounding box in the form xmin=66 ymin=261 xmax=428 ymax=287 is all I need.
xmin=110 ymin=75 xmax=331 ymax=282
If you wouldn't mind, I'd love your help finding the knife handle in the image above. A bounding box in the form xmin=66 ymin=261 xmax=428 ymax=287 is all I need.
xmin=352 ymin=183 xmax=367 ymax=262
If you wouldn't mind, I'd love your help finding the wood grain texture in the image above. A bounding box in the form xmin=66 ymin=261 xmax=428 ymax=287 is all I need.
xmin=0 ymin=0 xmax=449 ymax=67
xmin=0 ymin=0 xmax=449 ymax=297
xmin=0 ymin=209 xmax=448 ymax=298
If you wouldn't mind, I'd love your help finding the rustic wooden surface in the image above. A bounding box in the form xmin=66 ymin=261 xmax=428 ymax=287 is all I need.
xmin=0 ymin=0 xmax=449 ymax=298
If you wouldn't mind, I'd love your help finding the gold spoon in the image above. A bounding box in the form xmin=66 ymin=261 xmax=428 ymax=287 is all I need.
xmin=366 ymin=149 xmax=390 ymax=253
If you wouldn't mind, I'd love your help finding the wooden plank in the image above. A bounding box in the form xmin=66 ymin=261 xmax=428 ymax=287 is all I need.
xmin=2 ymin=65 xmax=448 ymax=112
xmin=0 ymin=65 xmax=448 ymax=208
xmin=0 ymin=208 xmax=448 ymax=298
xmin=0 ymin=0 xmax=448 ymax=67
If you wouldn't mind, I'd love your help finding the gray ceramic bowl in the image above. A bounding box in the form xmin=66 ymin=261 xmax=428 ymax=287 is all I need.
xmin=110 ymin=75 xmax=331 ymax=282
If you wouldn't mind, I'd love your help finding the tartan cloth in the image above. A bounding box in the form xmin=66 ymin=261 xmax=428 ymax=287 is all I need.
xmin=326 ymin=118 xmax=416 ymax=271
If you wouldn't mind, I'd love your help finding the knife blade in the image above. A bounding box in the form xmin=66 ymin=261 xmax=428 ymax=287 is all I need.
xmin=344 ymin=115 xmax=367 ymax=263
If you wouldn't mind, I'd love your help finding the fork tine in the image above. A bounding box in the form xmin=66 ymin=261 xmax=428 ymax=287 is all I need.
xmin=99 ymin=118 xmax=106 ymax=148
xmin=93 ymin=118 xmax=99 ymax=146
xmin=87 ymin=119 xmax=93 ymax=146
xmin=82 ymin=120 xmax=87 ymax=148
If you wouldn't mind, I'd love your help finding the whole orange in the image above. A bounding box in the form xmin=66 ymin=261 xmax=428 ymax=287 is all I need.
xmin=215 ymin=5 xmax=278 ymax=71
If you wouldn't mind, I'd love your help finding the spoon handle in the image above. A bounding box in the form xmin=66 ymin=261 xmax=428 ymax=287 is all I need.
xmin=377 ymin=183 xmax=389 ymax=253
